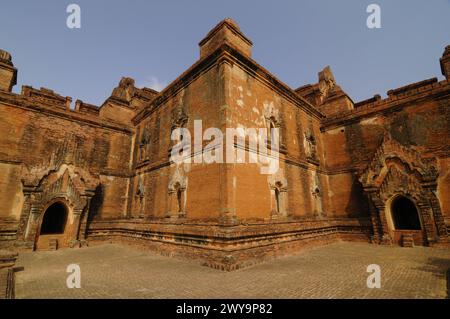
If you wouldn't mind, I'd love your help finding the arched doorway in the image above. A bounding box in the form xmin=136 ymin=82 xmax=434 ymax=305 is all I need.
xmin=389 ymin=195 xmax=424 ymax=246
xmin=40 ymin=202 xmax=68 ymax=234
xmin=391 ymin=196 xmax=421 ymax=230
xmin=36 ymin=201 xmax=69 ymax=250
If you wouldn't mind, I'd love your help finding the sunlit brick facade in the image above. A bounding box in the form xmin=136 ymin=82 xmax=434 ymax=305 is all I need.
xmin=0 ymin=19 xmax=449 ymax=270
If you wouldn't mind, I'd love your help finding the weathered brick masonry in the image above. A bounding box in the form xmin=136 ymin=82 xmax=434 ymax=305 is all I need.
xmin=0 ymin=19 xmax=449 ymax=270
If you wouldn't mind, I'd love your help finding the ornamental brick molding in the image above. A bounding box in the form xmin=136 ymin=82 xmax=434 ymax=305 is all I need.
xmin=359 ymin=134 xmax=448 ymax=245
xmin=16 ymin=163 xmax=99 ymax=250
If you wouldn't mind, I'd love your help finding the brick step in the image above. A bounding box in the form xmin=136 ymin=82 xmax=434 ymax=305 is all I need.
xmin=48 ymin=239 xmax=58 ymax=251
xmin=401 ymin=234 xmax=415 ymax=247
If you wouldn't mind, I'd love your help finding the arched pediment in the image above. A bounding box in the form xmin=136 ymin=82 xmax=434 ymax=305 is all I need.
xmin=17 ymin=163 xmax=101 ymax=248
xmin=20 ymin=164 xmax=100 ymax=212
xmin=21 ymin=163 xmax=99 ymax=193
xmin=359 ymin=134 xmax=438 ymax=189
xmin=377 ymin=164 xmax=424 ymax=203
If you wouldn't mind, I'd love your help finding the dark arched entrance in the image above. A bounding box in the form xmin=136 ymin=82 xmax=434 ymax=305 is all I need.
xmin=40 ymin=202 xmax=68 ymax=235
xmin=391 ymin=196 xmax=421 ymax=230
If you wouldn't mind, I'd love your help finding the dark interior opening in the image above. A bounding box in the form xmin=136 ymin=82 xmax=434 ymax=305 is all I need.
xmin=391 ymin=196 xmax=421 ymax=230
xmin=177 ymin=188 xmax=182 ymax=212
xmin=275 ymin=188 xmax=281 ymax=213
xmin=40 ymin=202 xmax=68 ymax=235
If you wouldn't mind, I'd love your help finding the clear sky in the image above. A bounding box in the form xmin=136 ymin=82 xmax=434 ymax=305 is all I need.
xmin=0 ymin=0 xmax=449 ymax=106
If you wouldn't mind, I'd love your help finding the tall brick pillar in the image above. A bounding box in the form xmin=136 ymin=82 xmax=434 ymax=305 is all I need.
xmin=197 ymin=18 xmax=253 ymax=225
xmin=0 ymin=49 xmax=17 ymax=92
xmin=440 ymin=45 xmax=450 ymax=80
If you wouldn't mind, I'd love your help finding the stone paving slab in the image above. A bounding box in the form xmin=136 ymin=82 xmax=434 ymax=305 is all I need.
xmin=14 ymin=242 xmax=450 ymax=299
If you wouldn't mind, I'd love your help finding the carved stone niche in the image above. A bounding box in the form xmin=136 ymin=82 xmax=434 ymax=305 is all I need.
xmin=135 ymin=174 xmax=145 ymax=218
xmin=138 ymin=124 xmax=151 ymax=163
xmin=358 ymin=134 xmax=448 ymax=246
xmin=304 ymin=128 xmax=319 ymax=165
xmin=311 ymin=171 xmax=324 ymax=217
xmin=167 ymin=166 xmax=187 ymax=219
xmin=168 ymin=105 xmax=189 ymax=156
xmin=17 ymin=163 xmax=100 ymax=250
xmin=171 ymin=105 xmax=188 ymax=132
xmin=268 ymin=169 xmax=288 ymax=219
xmin=263 ymin=106 xmax=286 ymax=153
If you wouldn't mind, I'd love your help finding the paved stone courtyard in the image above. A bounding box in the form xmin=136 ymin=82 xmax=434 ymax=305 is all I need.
xmin=14 ymin=242 xmax=450 ymax=299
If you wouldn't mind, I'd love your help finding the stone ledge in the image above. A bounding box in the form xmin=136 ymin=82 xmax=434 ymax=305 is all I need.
xmin=85 ymin=221 xmax=372 ymax=271
xmin=0 ymin=250 xmax=17 ymax=299
xmin=0 ymin=250 xmax=18 ymax=269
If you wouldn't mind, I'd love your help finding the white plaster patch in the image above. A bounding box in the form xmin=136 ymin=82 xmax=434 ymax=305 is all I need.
xmin=255 ymin=119 xmax=264 ymax=126
xmin=327 ymin=127 xmax=344 ymax=135
xmin=263 ymin=101 xmax=275 ymax=112
xmin=232 ymin=67 xmax=247 ymax=80
xmin=361 ymin=117 xmax=378 ymax=125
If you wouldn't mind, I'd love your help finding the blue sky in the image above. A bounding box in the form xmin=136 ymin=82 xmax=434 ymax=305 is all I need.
xmin=0 ymin=0 xmax=449 ymax=106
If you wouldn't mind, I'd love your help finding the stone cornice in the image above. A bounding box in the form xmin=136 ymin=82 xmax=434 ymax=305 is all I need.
xmin=133 ymin=44 xmax=324 ymax=125
xmin=227 ymin=46 xmax=324 ymax=119
xmin=0 ymin=91 xmax=134 ymax=135
xmin=321 ymin=79 xmax=450 ymax=131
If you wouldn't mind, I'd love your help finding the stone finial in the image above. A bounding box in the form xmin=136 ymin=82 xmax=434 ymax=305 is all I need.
xmin=222 ymin=18 xmax=240 ymax=31
xmin=199 ymin=18 xmax=253 ymax=59
xmin=111 ymin=77 xmax=136 ymax=102
xmin=318 ymin=66 xmax=336 ymax=101
xmin=0 ymin=49 xmax=13 ymax=65
xmin=440 ymin=45 xmax=450 ymax=80
xmin=318 ymin=66 xmax=335 ymax=89
xmin=0 ymin=49 xmax=17 ymax=92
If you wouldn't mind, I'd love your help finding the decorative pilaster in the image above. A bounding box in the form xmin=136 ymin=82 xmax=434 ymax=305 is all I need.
xmin=416 ymin=201 xmax=435 ymax=245
xmin=367 ymin=194 xmax=382 ymax=243
xmin=167 ymin=166 xmax=187 ymax=220
xmin=370 ymin=192 xmax=392 ymax=245
xmin=427 ymin=190 xmax=449 ymax=240
xmin=24 ymin=205 xmax=42 ymax=249
xmin=16 ymin=188 xmax=33 ymax=242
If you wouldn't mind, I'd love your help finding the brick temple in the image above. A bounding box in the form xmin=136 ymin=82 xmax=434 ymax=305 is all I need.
xmin=0 ymin=19 xmax=449 ymax=271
